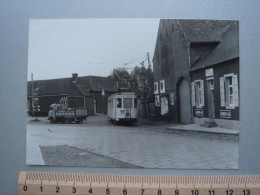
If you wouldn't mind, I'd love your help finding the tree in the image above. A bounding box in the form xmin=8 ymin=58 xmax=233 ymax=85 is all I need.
xmin=131 ymin=65 xmax=154 ymax=118
xmin=131 ymin=65 xmax=154 ymax=98
xmin=110 ymin=68 xmax=131 ymax=82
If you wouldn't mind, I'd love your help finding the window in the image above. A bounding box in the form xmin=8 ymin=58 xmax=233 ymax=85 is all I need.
xmin=160 ymin=80 xmax=165 ymax=93
xmin=220 ymin=74 xmax=239 ymax=109
xmin=155 ymin=95 xmax=160 ymax=107
xmin=191 ymin=80 xmax=205 ymax=108
xmin=123 ymin=98 xmax=132 ymax=108
xmin=117 ymin=98 xmax=122 ymax=108
xmin=134 ymin=98 xmax=137 ymax=108
xmin=154 ymin=82 xmax=159 ymax=94
xmin=102 ymin=89 xmax=105 ymax=96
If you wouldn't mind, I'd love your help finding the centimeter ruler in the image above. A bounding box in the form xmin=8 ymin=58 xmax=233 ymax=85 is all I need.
xmin=18 ymin=172 xmax=260 ymax=195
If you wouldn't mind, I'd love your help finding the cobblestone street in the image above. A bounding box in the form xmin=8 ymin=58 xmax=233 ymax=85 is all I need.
xmin=27 ymin=115 xmax=239 ymax=169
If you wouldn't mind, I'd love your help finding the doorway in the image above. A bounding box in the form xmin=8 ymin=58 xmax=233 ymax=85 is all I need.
xmin=207 ymin=79 xmax=215 ymax=119
xmin=178 ymin=78 xmax=192 ymax=124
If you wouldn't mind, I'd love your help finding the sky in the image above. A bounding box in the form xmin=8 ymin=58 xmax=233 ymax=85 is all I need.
xmin=28 ymin=19 xmax=160 ymax=81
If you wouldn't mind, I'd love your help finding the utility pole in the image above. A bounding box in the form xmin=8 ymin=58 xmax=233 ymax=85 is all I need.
xmin=147 ymin=52 xmax=152 ymax=70
xmin=31 ymin=73 xmax=34 ymax=117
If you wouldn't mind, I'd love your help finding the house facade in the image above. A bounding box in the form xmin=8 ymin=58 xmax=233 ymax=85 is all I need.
xmin=27 ymin=74 xmax=118 ymax=116
xmin=153 ymin=19 xmax=239 ymax=129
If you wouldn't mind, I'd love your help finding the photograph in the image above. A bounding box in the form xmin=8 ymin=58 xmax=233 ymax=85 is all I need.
xmin=26 ymin=18 xmax=239 ymax=169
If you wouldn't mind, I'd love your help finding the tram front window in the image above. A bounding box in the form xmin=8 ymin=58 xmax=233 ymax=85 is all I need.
xmin=134 ymin=98 xmax=137 ymax=108
xmin=117 ymin=98 xmax=122 ymax=108
xmin=123 ymin=98 xmax=132 ymax=108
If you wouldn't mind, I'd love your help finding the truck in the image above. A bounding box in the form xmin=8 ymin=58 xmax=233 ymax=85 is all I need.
xmin=48 ymin=103 xmax=87 ymax=124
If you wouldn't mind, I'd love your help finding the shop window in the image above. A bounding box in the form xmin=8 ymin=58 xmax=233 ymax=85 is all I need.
xmin=220 ymin=74 xmax=239 ymax=109
xmin=191 ymin=80 xmax=205 ymax=108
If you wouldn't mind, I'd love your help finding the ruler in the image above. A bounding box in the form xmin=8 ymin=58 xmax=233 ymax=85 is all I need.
xmin=18 ymin=172 xmax=260 ymax=195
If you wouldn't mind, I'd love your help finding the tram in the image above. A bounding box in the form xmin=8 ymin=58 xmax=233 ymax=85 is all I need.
xmin=107 ymin=92 xmax=138 ymax=123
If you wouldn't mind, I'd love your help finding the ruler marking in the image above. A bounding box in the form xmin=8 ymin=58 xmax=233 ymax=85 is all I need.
xmin=48 ymin=172 xmax=51 ymax=182
xmin=72 ymin=173 xmax=75 ymax=182
xmin=51 ymin=172 xmax=54 ymax=181
xmin=89 ymin=174 xmax=92 ymax=183
xmin=18 ymin=173 xmax=260 ymax=195
xmin=86 ymin=174 xmax=88 ymax=183
xmin=56 ymin=173 xmax=59 ymax=182
xmin=37 ymin=172 xmax=40 ymax=181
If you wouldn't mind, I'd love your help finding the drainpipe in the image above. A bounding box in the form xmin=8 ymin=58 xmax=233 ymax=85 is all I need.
xmin=176 ymin=20 xmax=191 ymax=67
xmin=187 ymin=42 xmax=191 ymax=67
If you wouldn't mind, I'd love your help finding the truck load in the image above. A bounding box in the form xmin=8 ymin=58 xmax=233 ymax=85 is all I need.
xmin=48 ymin=98 xmax=87 ymax=124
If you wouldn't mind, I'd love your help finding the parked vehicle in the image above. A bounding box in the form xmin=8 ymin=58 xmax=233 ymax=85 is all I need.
xmin=107 ymin=92 xmax=138 ymax=123
xmin=48 ymin=102 xmax=87 ymax=124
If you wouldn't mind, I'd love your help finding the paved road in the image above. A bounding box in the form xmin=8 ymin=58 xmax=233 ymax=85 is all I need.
xmin=27 ymin=115 xmax=239 ymax=169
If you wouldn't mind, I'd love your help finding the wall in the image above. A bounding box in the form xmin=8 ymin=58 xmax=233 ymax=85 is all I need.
xmin=191 ymin=58 xmax=239 ymax=121
xmin=153 ymin=19 xmax=191 ymax=122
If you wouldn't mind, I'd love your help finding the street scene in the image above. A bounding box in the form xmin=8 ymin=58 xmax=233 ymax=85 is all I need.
xmin=27 ymin=19 xmax=240 ymax=169
xmin=27 ymin=115 xmax=238 ymax=169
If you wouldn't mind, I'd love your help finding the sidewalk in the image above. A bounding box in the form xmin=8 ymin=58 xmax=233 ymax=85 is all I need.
xmin=167 ymin=124 xmax=239 ymax=135
xmin=137 ymin=118 xmax=174 ymax=126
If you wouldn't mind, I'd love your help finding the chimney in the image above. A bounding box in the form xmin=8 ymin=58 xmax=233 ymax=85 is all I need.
xmin=72 ymin=73 xmax=78 ymax=83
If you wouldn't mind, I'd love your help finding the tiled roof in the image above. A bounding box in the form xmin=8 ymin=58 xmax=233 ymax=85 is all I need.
xmin=189 ymin=22 xmax=239 ymax=71
xmin=27 ymin=75 xmax=118 ymax=96
xmin=77 ymin=76 xmax=118 ymax=92
xmin=27 ymin=78 xmax=72 ymax=96
xmin=75 ymin=85 xmax=92 ymax=96
xmin=178 ymin=19 xmax=238 ymax=43
xmin=154 ymin=19 xmax=239 ymax=71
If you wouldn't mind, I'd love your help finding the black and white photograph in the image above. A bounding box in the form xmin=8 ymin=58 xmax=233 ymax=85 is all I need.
xmin=26 ymin=18 xmax=239 ymax=169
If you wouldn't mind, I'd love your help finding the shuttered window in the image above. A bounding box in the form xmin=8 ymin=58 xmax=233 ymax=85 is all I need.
xmin=191 ymin=80 xmax=205 ymax=108
xmin=220 ymin=74 xmax=239 ymax=109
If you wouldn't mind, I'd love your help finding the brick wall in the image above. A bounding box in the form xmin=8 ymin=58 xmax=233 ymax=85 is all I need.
xmin=153 ymin=19 xmax=191 ymax=122
xmin=191 ymin=58 xmax=239 ymax=121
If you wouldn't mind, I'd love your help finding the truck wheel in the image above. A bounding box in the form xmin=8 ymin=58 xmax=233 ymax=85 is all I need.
xmin=50 ymin=117 xmax=55 ymax=124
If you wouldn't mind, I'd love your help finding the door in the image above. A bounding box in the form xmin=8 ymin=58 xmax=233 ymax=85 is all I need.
xmin=207 ymin=79 xmax=215 ymax=119
xmin=94 ymin=99 xmax=96 ymax=114
xmin=179 ymin=79 xmax=192 ymax=124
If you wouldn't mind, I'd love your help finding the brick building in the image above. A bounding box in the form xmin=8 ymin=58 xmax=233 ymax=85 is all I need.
xmin=152 ymin=19 xmax=239 ymax=129
xmin=27 ymin=74 xmax=118 ymax=116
